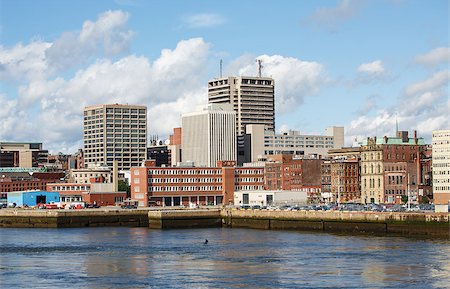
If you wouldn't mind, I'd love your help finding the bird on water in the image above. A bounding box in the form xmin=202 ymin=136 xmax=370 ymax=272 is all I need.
xmin=204 ymin=239 xmax=208 ymax=244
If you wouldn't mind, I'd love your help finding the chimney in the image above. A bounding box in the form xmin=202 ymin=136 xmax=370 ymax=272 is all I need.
xmin=384 ymin=136 xmax=388 ymax=143
xmin=414 ymin=130 xmax=418 ymax=144
xmin=113 ymin=160 xmax=118 ymax=192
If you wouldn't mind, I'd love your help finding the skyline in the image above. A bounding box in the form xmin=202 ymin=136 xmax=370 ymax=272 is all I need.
xmin=0 ymin=0 xmax=449 ymax=154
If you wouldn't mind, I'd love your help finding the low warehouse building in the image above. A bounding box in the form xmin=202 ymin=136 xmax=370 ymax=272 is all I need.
xmin=7 ymin=190 xmax=60 ymax=207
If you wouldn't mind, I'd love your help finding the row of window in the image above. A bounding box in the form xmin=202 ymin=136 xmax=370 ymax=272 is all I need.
xmin=148 ymin=169 xmax=222 ymax=175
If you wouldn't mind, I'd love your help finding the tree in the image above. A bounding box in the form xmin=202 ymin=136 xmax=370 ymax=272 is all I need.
xmin=118 ymin=180 xmax=131 ymax=198
xmin=401 ymin=195 xmax=408 ymax=204
xmin=420 ymin=195 xmax=430 ymax=204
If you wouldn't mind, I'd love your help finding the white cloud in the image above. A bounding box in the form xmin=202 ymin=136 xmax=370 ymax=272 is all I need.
xmin=404 ymin=70 xmax=449 ymax=97
xmin=183 ymin=13 xmax=226 ymax=28
xmin=228 ymin=54 xmax=328 ymax=113
xmin=0 ymin=41 xmax=51 ymax=82
xmin=10 ymin=38 xmax=211 ymax=153
xmin=358 ymin=60 xmax=385 ymax=74
xmin=46 ymin=10 xmax=133 ymax=71
xmin=414 ymin=47 xmax=450 ymax=67
xmin=305 ymin=0 xmax=362 ymax=30
xmin=347 ymin=70 xmax=450 ymax=145
xmin=0 ymin=10 xmax=133 ymax=83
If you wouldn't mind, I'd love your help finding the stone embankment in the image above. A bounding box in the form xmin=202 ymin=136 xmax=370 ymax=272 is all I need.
xmin=0 ymin=209 xmax=149 ymax=228
xmin=1 ymin=208 xmax=448 ymax=238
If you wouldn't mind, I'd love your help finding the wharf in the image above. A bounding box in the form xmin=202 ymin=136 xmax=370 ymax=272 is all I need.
xmin=1 ymin=208 xmax=448 ymax=238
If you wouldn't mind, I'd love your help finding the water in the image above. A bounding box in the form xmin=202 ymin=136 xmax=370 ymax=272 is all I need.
xmin=0 ymin=227 xmax=449 ymax=289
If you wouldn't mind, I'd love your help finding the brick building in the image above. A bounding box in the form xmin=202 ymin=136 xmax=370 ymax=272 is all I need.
xmin=360 ymin=131 xmax=427 ymax=204
xmin=264 ymin=154 xmax=322 ymax=203
xmin=131 ymin=160 xmax=264 ymax=207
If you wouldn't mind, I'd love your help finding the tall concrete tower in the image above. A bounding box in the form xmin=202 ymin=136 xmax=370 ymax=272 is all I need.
xmin=208 ymin=76 xmax=275 ymax=135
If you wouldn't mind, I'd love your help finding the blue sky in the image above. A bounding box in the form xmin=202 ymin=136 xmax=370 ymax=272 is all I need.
xmin=0 ymin=0 xmax=448 ymax=153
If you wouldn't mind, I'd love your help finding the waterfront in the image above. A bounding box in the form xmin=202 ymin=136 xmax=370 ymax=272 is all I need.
xmin=0 ymin=228 xmax=449 ymax=288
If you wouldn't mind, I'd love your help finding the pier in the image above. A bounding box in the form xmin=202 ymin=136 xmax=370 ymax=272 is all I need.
xmin=0 ymin=208 xmax=448 ymax=238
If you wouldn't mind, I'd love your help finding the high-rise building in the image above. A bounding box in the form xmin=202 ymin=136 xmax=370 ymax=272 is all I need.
xmin=432 ymin=129 xmax=450 ymax=212
xmin=208 ymin=76 xmax=275 ymax=135
xmin=83 ymin=104 xmax=147 ymax=171
xmin=181 ymin=103 xmax=236 ymax=167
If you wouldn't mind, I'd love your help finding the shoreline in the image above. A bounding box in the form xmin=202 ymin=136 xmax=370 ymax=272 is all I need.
xmin=0 ymin=208 xmax=448 ymax=239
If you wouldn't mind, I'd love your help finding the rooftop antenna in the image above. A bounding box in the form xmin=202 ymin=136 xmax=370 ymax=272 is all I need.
xmin=220 ymin=59 xmax=223 ymax=78
xmin=256 ymin=59 xmax=263 ymax=77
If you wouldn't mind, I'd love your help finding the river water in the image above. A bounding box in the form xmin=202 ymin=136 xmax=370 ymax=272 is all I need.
xmin=0 ymin=227 xmax=449 ymax=288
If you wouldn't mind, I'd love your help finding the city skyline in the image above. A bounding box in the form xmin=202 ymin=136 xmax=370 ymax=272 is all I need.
xmin=0 ymin=0 xmax=448 ymax=154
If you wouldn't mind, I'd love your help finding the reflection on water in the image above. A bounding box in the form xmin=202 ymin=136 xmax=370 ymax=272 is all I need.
xmin=0 ymin=227 xmax=449 ymax=288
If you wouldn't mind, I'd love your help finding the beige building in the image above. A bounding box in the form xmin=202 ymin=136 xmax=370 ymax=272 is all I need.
xmin=83 ymin=104 xmax=147 ymax=171
xmin=182 ymin=103 xmax=236 ymax=167
xmin=432 ymin=129 xmax=450 ymax=212
xmin=0 ymin=142 xmax=48 ymax=168
xmin=69 ymin=166 xmax=112 ymax=184
xmin=245 ymin=124 xmax=344 ymax=161
xmin=208 ymin=76 xmax=275 ymax=135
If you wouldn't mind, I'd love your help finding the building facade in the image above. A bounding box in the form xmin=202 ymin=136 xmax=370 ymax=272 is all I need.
xmin=208 ymin=76 xmax=275 ymax=135
xmin=131 ymin=160 xmax=264 ymax=207
xmin=360 ymin=132 xmax=426 ymax=204
xmin=0 ymin=142 xmax=48 ymax=168
xmin=432 ymin=129 xmax=450 ymax=212
xmin=83 ymin=104 xmax=147 ymax=171
xmin=262 ymin=154 xmax=323 ymax=204
xmin=182 ymin=103 xmax=236 ymax=167
xmin=245 ymin=124 xmax=344 ymax=162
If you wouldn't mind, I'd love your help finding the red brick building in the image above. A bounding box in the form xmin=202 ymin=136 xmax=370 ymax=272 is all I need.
xmin=0 ymin=172 xmax=65 ymax=194
xmin=330 ymin=158 xmax=360 ymax=203
xmin=131 ymin=160 xmax=264 ymax=207
xmin=264 ymin=154 xmax=323 ymax=203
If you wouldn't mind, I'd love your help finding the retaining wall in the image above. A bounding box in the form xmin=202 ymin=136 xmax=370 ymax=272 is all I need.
xmin=0 ymin=209 xmax=149 ymax=228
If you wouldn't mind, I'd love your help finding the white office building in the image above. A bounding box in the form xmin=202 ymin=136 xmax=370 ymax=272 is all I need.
xmin=245 ymin=124 xmax=344 ymax=161
xmin=182 ymin=103 xmax=236 ymax=167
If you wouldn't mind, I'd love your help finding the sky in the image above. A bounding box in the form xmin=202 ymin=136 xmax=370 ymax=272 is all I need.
xmin=0 ymin=0 xmax=449 ymax=154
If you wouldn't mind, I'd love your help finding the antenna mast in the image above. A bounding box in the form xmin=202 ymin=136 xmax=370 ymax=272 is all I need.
xmin=219 ymin=59 xmax=223 ymax=78
xmin=256 ymin=59 xmax=263 ymax=77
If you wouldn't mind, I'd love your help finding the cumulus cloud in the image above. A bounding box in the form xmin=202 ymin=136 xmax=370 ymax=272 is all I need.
xmin=0 ymin=10 xmax=133 ymax=83
xmin=0 ymin=41 xmax=51 ymax=82
xmin=414 ymin=47 xmax=450 ymax=67
xmin=11 ymin=37 xmax=211 ymax=153
xmin=183 ymin=13 xmax=226 ymax=28
xmin=358 ymin=60 xmax=385 ymax=74
xmin=304 ymin=0 xmax=362 ymax=30
xmin=227 ymin=54 xmax=328 ymax=113
xmin=347 ymin=70 xmax=450 ymax=144
xmin=46 ymin=10 xmax=133 ymax=72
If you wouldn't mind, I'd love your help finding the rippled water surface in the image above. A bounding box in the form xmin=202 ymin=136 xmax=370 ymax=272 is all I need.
xmin=0 ymin=227 xmax=449 ymax=288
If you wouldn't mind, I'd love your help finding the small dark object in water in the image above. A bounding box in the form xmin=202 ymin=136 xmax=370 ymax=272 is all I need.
xmin=204 ymin=239 xmax=208 ymax=244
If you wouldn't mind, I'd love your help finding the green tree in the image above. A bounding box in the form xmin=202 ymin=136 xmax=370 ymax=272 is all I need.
xmin=401 ymin=195 xmax=408 ymax=204
xmin=118 ymin=180 xmax=131 ymax=198
xmin=420 ymin=195 xmax=430 ymax=204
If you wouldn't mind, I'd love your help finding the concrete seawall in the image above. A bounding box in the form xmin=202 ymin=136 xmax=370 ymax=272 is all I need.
xmin=1 ymin=208 xmax=448 ymax=238
xmin=0 ymin=209 xmax=149 ymax=228
xmin=222 ymin=209 xmax=449 ymax=238
xmin=148 ymin=209 xmax=222 ymax=229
